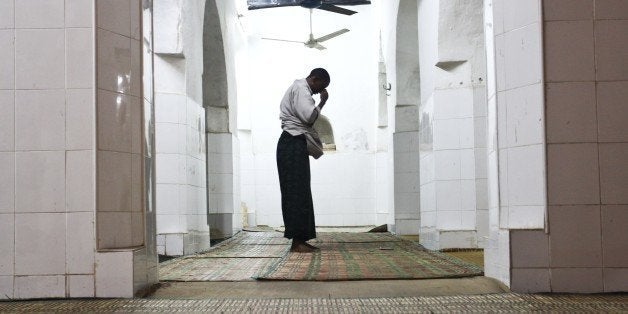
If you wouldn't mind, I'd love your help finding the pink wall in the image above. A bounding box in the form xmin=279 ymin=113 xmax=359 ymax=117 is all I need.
xmin=511 ymin=0 xmax=628 ymax=293
xmin=0 ymin=0 xmax=97 ymax=299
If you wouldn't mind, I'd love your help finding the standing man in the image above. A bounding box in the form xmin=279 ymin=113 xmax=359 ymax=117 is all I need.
xmin=276 ymin=68 xmax=330 ymax=253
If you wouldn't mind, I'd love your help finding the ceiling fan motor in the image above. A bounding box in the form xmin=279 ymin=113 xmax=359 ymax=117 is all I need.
xmin=299 ymin=0 xmax=323 ymax=9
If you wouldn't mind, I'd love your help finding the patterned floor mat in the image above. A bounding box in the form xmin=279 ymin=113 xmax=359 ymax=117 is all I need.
xmin=161 ymin=231 xmax=482 ymax=282
xmin=227 ymin=231 xmax=399 ymax=245
xmin=160 ymin=257 xmax=280 ymax=282
xmin=311 ymin=232 xmax=401 ymax=244
xmin=192 ymin=243 xmax=290 ymax=258
xmin=256 ymin=239 xmax=483 ymax=281
xmin=227 ymin=231 xmax=291 ymax=245
xmin=160 ymin=231 xmax=288 ymax=281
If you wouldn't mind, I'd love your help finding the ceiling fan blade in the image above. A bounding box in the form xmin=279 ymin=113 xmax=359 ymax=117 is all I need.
xmin=261 ymin=37 xmax=305 ymax=44
xmin=314 ymin=28 xmax=350 ymax=42
xmin=317 ymin=4 xmax=357 ymax=15
xmin=247 ymin=1 xmax=300 ymax=10
xmin=313 ymin=43 xmax=327 ymax=50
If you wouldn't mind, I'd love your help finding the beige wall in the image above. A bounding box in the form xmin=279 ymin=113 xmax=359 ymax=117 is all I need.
xmin=94 ymin=0 xmax=159 ymax=297
xmin=483 ymin=0 xmax=546 ymax=287
xmin=510 ymin=0 xmax=628 ymax=293
xmin=0 ymin=0 xmax=97 ymax=299
xmin=96 ymin=0 xmax=144 ymax=250
xmin=0 ymin=0 xmax=158 ymax=299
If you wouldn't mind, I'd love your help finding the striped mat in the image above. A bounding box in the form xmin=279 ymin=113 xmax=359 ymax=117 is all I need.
xmin=160 ymin=257 xmax=280 ymax=282
xmin=160 ymin=231 xmax=482 ymax=282
xmin=257 ymin=238 xmax=483 ymax=281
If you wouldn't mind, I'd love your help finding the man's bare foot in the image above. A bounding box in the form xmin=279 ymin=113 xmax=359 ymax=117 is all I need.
xmin=290 ymin=239 xmax=318 ymax=253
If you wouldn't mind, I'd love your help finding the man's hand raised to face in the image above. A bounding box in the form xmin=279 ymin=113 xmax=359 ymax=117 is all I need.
xmin=319 ymin=89 xmax=329 ymax=104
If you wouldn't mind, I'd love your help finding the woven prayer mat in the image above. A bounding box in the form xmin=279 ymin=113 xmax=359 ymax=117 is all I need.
xmin=160 ymin=231 xmax=287 ymax=281
xmin=242 ymin=225 xmax=276 ymax=232
xmin=311 ymin=232 xmax=401 ymax=244
xmin=160 ymin=257 xmax=281 ymax=281
xmin=192 ymin=242 xmax=289 ymax=258
xmin=225 ymin=230 xmax=400 ymax=245
xmin=228 ymin=231 xmax=292 ymax=245
xmin=257 ymin=237 xmax=483 ymax=281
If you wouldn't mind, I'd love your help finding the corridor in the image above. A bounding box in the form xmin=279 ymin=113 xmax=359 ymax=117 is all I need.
xmin=1 ymin=0 xmax=627 ymax=303
xmin=1 ymin=230 xmax=626 ymax=312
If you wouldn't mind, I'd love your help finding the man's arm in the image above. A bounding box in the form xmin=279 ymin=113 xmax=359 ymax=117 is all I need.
xmin=292 ymin=88 xmax=319 ymax=124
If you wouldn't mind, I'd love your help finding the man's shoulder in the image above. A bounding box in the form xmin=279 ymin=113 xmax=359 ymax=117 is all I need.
xmin=292 ymin=78 xmax=306 ymax=88
xmin=292 ymin=79 xmax=311 ymax=93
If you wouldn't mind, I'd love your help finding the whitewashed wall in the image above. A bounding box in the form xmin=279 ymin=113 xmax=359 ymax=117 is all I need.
xmin=209 ymin=0 xmax=248 ymax=236
xmin=240 ymin=5 xmax=383 ymax=227
xmin=375 ymin=0 xmax=400 ymax=229
xmin=483 ymin=0 xmax=546 ymax=287
xmin=154 ymin=0 xmax=209 ymax=256
xmin=417 ymin=0 xmax=488 ymax=250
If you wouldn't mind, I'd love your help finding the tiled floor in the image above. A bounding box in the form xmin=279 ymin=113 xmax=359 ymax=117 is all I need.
xmin=1 ymin=294 xmax=626 ymax=312
xmin=150 ymin=277 xmax=507 ymax=299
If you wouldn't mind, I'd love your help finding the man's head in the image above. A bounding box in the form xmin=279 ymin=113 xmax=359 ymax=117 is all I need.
xmin=306 ymin=68 xmax=330 ymax=94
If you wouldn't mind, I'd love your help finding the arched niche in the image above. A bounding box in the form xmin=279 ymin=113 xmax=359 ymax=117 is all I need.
xmin=203 ymin=0 xmax=235 ymax=240
xmin=313 ymin=114 xmax=336 ymax=151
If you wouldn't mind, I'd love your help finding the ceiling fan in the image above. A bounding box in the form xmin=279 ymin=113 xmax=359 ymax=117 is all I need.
xmin=247 ymin=0 xmax=371 ymax=16
xmin=261 ymin=9 xmax=349 ymax=50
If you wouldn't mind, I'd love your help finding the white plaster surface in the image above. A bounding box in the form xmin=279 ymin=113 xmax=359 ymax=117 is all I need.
xmin=154 ymin=0 xmax=183 ymax=54
xmin=416 ymin=0 xmax=488 ymax=249
xmin=154 ymin=0 xmax=209 ymax=255
xmin=240 ymin=4 xmax=383 ymax=228
xmin=95 ymin=252 xmax=134 ymax=298
xmin=14 ymin=275 xmax=65 ymax=299
xmin=484 ymin=0 xmax=545 ymax=289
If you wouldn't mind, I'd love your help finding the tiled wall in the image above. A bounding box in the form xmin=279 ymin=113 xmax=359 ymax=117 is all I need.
xmin=244 ymin=150 xmax=379 ymax=228
xmin=202 ymin=0 xmax=239 ymax=239
xmin=0 ymin=0 xmax=96 ymax=299
xmin=152 ymin=0 xmax=209 ymax=256
xmin=484 ymin=0 xmax=547 ymax=286
xmin=393 ymin=132 xmax=421 ymax=234
xmin=375 ymin=150 xmax=393 ymax=227
xmin=239 ymin=127 xmax=380 ymax=228
xmin=393 ymin=0 xmax=420 ymax=235
xmin=96 ymin=0 xmax=144 ymax=249
xmin=483 ymin=0 xmax=510 ymax=286
xmin=94 ymin=0 xmax=158 ymax=297
xmin=207 ymin=132 xmax=238 ymax=237
xmin=494 ymin=0 xmax=546 ymax=230
xmin=511 ymin=0 xmax=628 ymax=293
xmin=0 ymin=0 xmax=156 ymax=300
xmin=154 ymin=91 xmax=209 ymax=254
xmin=417 ymin=0 xmax=438 ymax=249
xmin=418 ymin=0 xmax=488 ymax=250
